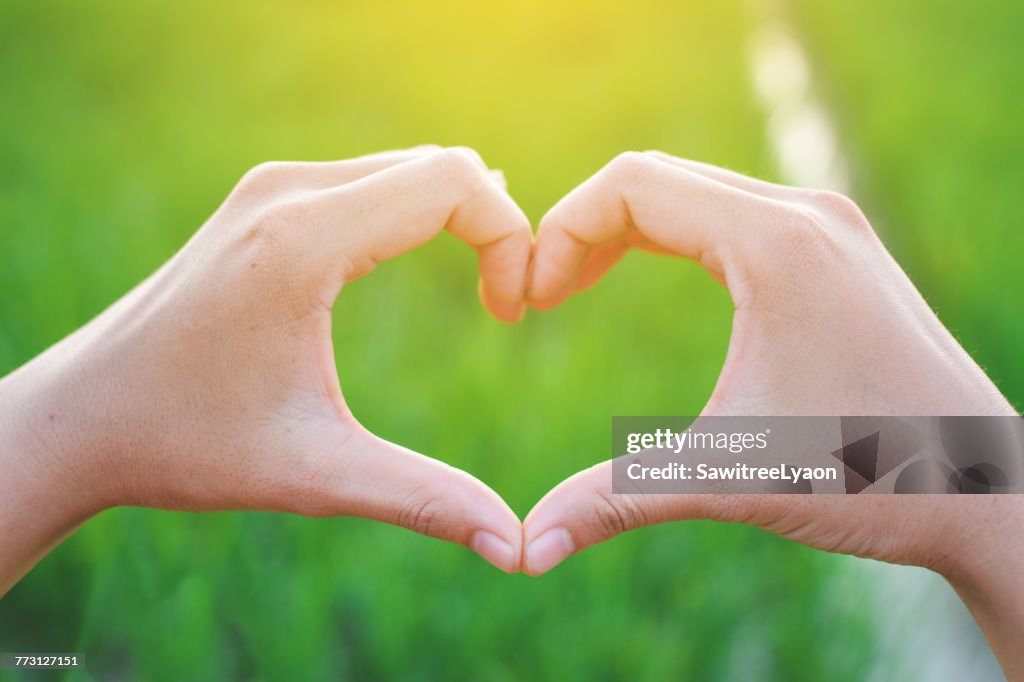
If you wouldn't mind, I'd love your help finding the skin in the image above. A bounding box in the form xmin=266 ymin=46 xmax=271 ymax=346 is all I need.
xmin=0 ymin=145 xmax=533 ymax=588
xmin=522 ymin=151 xmax=1023 ymax=678
xmin=1 ymin=147 xmax=1021 ymax=676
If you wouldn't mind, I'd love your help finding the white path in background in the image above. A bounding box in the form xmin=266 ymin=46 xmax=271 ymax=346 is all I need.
xmin=748 ymin=12 xmax=849 ymax=194
xmin=744 ymin=2 xmax=1004 ymax=680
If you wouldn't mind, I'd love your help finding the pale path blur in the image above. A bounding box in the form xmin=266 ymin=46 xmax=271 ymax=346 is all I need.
xmin=745 ymin=1 xmax=1004 ymax=679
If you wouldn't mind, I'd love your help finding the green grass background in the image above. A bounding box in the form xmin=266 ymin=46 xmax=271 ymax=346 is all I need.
xmin=0 ymin=0 xmax=1020 ymax=679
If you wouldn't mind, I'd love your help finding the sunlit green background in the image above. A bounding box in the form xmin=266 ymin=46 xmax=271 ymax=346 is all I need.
xmin=1 ymin=1 xmax=1021 ymax=680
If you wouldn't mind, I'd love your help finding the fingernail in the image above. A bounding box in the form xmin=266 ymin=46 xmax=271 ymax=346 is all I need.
xmin=478 ymin=280 xmax=525 ymax=323
xmin=525 ymin=296 xmax=560 ymax=312
xmin=525 ymin=528 xmax=574 ymax=575
xmin=472 ymin=531 xmax=517 ymax=573
xmin=489 ymin=298 xmax=525 ymax=323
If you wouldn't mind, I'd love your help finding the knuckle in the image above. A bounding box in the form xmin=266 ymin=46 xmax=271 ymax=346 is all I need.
xmin=805 ymin=190 xmax=873 ymax=233
xmin=640 ymin=149 xmax=677 ymax=167
xmin=607 ymin=150 xmax=657 ymax=184
xmin=396 ymin=495 xmax=445 ymax=538
xmin=770 ymin=203 xmax=831 ymax=251
xmin=239 ymin=161 xmax=292 ymax=190
xmin=431 ymin=147 xmax=486 ymax=189
xmin=240 ymin=214 xmax=279 ymax=251
xmin=593 ymin=490 xmax=647 ymax=538
xmin=745 ymin=496 xmax=802 ymax=530
xmin=742 ymin=202 xmax=844 ymax=284
xmin=445 ymin=145 xmax=485 ymax=168
xmin=805 ymin=189 xmax=860 ymax=216
xmin=248 ymin=198 xmax=314 ymax=239
xmin=236 ymin=199 xmax=318 ymax=279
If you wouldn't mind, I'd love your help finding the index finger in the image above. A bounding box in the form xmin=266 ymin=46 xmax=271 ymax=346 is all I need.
xmin=301 ymin=148 xmax=533 ymax=322
xmin=528 ymin=152 xmax=786 ymax=305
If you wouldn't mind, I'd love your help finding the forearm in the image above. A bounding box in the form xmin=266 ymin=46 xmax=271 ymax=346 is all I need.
xmin=0 ymin=351 xmax=110 ymax=595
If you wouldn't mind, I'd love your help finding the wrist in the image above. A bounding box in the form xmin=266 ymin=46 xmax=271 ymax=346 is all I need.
xmin=0 ymin=342 xmax=119 ymax=528
xmin=0 ymin=361 xmax=94 ymax=591
xmin=937 ymin=499 xmax=1024 ymax=677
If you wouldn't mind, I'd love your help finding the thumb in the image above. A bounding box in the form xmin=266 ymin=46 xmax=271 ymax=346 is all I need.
xmin=302 ymin=424 xmax=523 ymax=573
xmin=522 ymin=460 xmax=793 ymax=575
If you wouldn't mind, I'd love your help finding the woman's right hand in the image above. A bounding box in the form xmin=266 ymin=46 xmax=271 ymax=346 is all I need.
xmin=522 ymin=151 xmax=1023 ymax=677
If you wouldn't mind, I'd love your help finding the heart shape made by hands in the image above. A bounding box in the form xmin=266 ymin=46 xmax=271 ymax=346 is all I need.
xmin=360 ymin=148 xmax=994 ymax=578
xmin=84 ymin=146 xmax=1003 ymax=584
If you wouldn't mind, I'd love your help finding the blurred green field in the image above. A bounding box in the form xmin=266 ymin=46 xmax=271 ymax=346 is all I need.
xmin=790 ymin=0 xmax=1024 ymax=408
xmin=0 ymin=1 xmax=1020 ymax=680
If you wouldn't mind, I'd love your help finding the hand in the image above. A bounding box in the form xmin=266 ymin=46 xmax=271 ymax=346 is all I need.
xmin=0 ymin=146 xmax=532 ymax=591
xmin=521 ymin=152 xmax=1024 ymax=675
